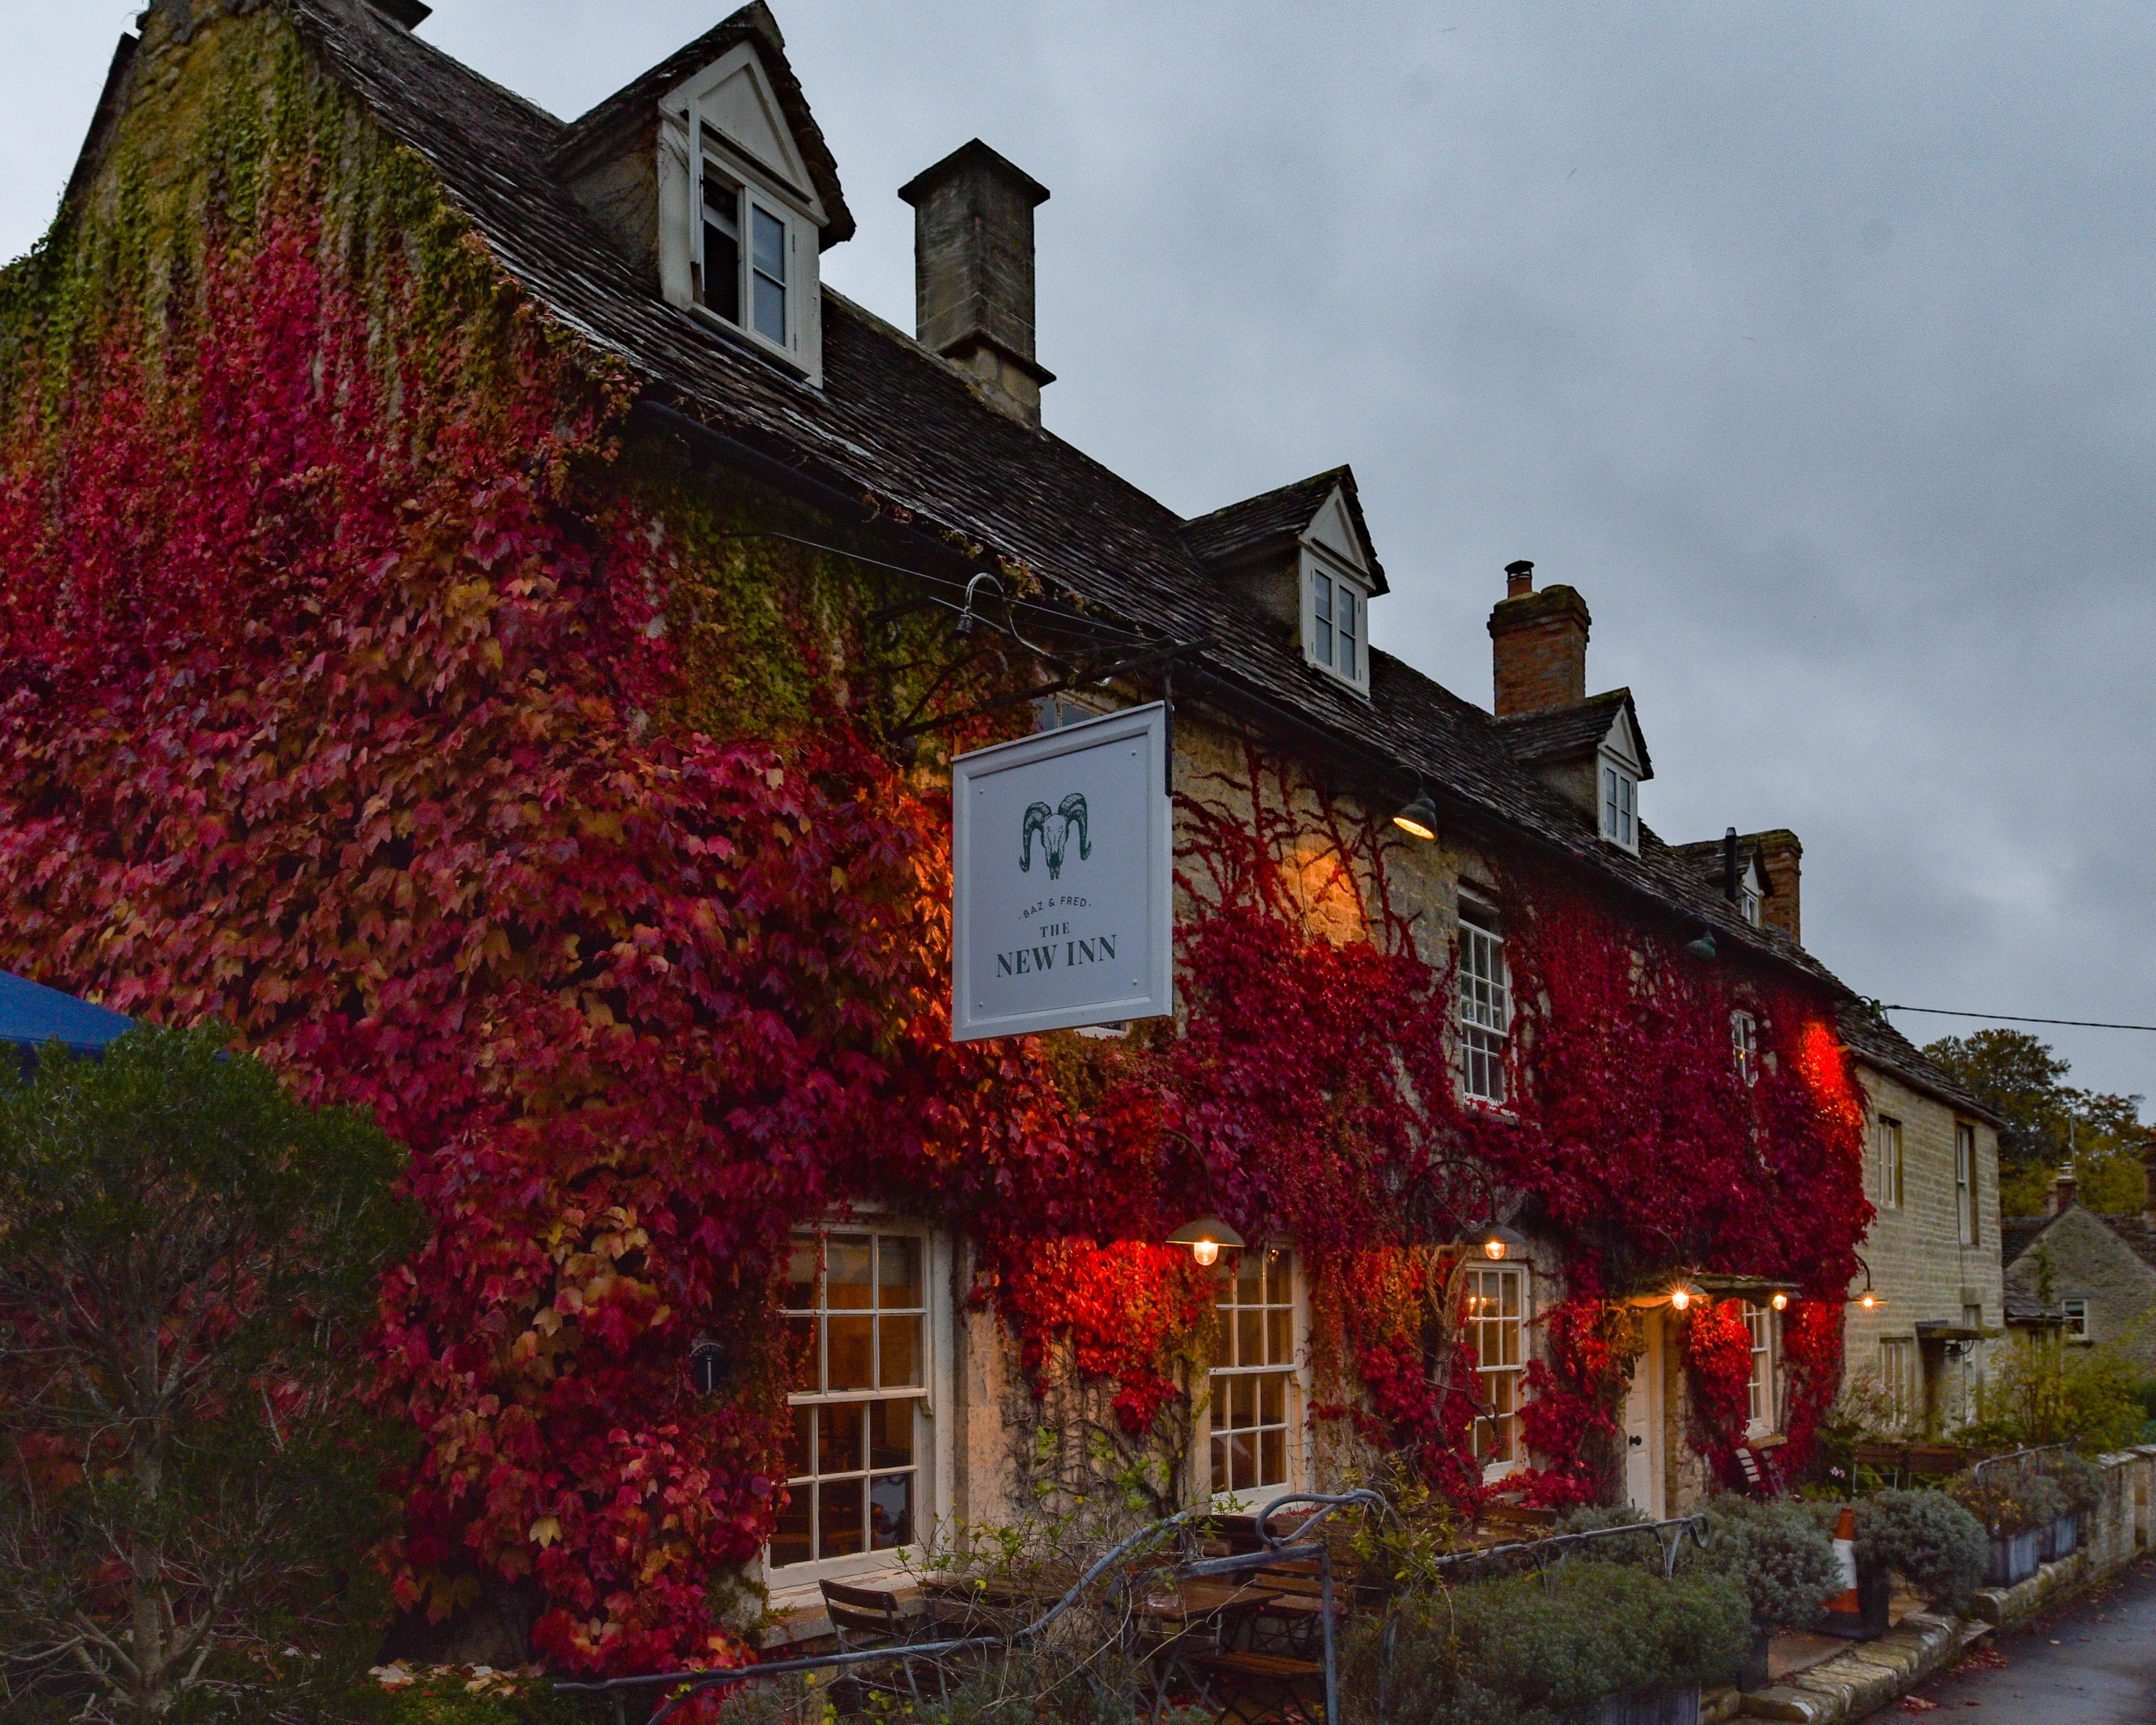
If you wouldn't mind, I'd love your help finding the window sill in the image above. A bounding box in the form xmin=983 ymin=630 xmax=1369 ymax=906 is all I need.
xmin=763 ymin=1549 xmax=926 ymax=1640
xmin=685 ymin=301 xmax=812 ymax=381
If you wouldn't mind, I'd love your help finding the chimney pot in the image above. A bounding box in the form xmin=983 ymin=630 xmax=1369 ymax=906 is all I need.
xmin=1505 ymin=559 xmax=1535 ymax=598
xmin=2052 ymin=1170 xmax=2078 ymax=1216
xmin=1722 ymin=827 xmax=1740 ymax=901
xmin=898 ymin=139 xmax=1054 ymax=426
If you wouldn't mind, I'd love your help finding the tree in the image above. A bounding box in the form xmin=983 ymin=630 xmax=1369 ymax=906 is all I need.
xmin=0 ymin=1027 xmax=416 ymax=1721
xmin=1924 ymin=1028 xmax=2147 ymax=1217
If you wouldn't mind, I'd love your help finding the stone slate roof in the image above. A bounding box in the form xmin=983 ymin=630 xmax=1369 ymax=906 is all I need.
xmin=2003 ymin=1207 xmax=2156 ymax=1275
xmin=1496 ymin=689 xmax=1650 ymax=778
xmin=1179 ymin=467 xmax=1388 ymax=593
xmin=1835 ymin=999 xmax=2005 ymax=1127
xmin=2005 ymin=1294 xmax=2065 ymax=1325
xmin=1669 ymin=835 xmax=1771 ymax=899
xmin=71 ymin=0 xmax=1937 ymax=1042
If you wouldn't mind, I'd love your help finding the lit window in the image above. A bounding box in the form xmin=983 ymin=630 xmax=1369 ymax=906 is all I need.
xmin=1467 ymin=1265 xmax=1526 ymax=1472
xmin=1878 ymin=1336 xmax=1919 ymax=1430
xmin=2064 ymin=1298 xmax=2089 ymax=1343
xmin=1874 ymin=1117 xmax=1903 ymax=1210
xmin=1599 ymin=762 xmax=1637 ymax=851
xmin=1458 ymin=903 xmax=1510 ymax=1106
xmin=1731 ymin=1011 xmax=1758 ymax=1087
xmin=1743 ymin=1301 xmax=1775 ymax=1431
xmin=1954 ymin=1123 xmax=1976 ymax=1246
xmin=1208 ymin=1248 xmax=1298 ymax=1500
xmin=772 ymin=1230 xmax=930 ymax=1573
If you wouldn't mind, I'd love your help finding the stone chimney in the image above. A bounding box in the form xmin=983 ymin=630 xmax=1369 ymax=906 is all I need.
xmin=2052 ymin=1170 xmax=2078 ymax=1216
xmin=1747 ymin=829 xmax=1803 ymax=945
xmin=1488 ymin=560 xmax=1592 ymax=717
xmin=898 ymin=140 xmax=1055 ymax=426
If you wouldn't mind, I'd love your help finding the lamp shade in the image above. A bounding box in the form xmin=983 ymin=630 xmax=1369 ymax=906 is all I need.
xmin=1469 ymin=1221 xmax=1527 ymax=1262
xmin=1392 ymin=793 xmax=1440 ymax=842
xmin=1167 ymin=1215 xmax=1245 ymax=1266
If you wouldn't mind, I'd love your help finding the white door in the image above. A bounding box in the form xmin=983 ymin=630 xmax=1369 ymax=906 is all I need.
xmin=1622 ymin=1313 xmax=1663 ymax=1517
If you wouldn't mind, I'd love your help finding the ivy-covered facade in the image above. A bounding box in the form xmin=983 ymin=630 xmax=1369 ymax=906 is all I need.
xmin=0 ymin=0 xmax=1999 ymax=1676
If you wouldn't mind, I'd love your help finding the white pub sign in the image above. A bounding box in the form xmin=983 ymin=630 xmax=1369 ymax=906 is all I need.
xmin=949 ymin=703 xmax=1174 ymax=1042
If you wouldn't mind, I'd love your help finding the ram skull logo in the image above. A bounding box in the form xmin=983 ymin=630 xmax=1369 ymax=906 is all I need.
xmin=1020 ymin=794 xmax=1091 ymax=880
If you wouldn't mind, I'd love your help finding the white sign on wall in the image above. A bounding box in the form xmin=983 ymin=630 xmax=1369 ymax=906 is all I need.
xmin=950 ymin=703 xmax=1173 ymax=1042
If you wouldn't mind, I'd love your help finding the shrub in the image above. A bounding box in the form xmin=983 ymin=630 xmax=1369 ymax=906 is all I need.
xmin=1342 ymin=1562 xmax=1752 ymax=1725
xmin=2041 ymin=1451 xmax=2106 ymax=1515
xmin=1855 ymin=1491 xmax=1987 ymax=1608
xmin=1681 ymin=1498 xmax=1842 ymax=1632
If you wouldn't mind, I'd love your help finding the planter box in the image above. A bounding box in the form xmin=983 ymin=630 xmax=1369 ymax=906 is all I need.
xmin=2044 ymin=1512 xmax=2079 ymax=1561
xmin=1986 ymin=1528 xmax=2042 ymax=1587
xmin=1595 ymin=1687 xmax=1701 ymax=1725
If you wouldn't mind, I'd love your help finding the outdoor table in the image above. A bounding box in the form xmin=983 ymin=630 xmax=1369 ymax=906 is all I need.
xmin=1136 ymin=1577 xmax=1289 ymax=1719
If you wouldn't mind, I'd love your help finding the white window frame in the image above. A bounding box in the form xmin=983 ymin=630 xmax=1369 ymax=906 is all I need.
xmin=658 ymin=44 xmax=827 ymax=384
xmin=1742 ymin=1300 xmax=1776 ymax=1433
xmin=1954 ymin=1123 xmax=1976 ymax=1246
xmin=1879 ymin=1335 xmax=1920 ymax=1431
xmin=1874 ymin=1116 xmax=1903 ymax=1210
xmin=1598 ymin=758 xmax=1637 ymax=852
xmin=2064 ymin=1297 xmax=2090 ymax=1344
xmin=1467 ymin=1263 xmax=1529 ymax=1480
xmin=1300 ymin=548 xmax=1370 ymax=695
xmin=1731 ymin=1010 xmax=1758 ymax=1088
xmin=1203 ymin=1246 xmax=1307 ymax=1506
xmin=766 ymin=1223 xmax=950 ymax=1592
xmin=1739 ymin=884 xmax=1762 ymax=927
xmin=1457 ymin=900 xmax=1510 ymax=1107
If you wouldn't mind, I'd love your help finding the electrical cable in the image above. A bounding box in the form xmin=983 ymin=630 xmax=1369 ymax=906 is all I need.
xmin=1877 ymin=1004 xmax=2156 ymax=1033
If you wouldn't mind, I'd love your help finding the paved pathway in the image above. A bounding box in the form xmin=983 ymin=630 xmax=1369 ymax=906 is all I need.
xmin=1901 ymin=1554 xmax=2156 ymax=1722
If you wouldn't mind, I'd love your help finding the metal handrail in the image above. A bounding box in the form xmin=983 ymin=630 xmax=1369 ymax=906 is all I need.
xmin=554 ymin=1488 xmax=1389 ymax=1725
xmin=1971 ymin=1441 xmax=2075 ymax=1487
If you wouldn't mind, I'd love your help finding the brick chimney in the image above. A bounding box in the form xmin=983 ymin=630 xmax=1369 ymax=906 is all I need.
xmin=1747 ymin=829 xmax=1803 ymax=945
xmin=1487 ymin=560 xmax=1592 ymax=717
xmin=898 ymin=140 xmax=1055 ymax=426
xmin=2052 ymin=1170 xmax=2078 ymax=1216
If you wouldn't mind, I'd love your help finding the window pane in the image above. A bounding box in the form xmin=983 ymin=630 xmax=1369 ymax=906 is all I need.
xmin=1338 ymin=591 xmax=1357 ymax=679
xmin=784 ymin=1240 xmax=818 ymax=1310
xmin=1235 ymin=1252 xmax=1262 ymax=1306
xmin=819 ymin=1402 xmax=864 ymax=1475
xmin=1312 ymin=574 xmax=1332 ymax=666
xmin=827 ymin=1314 xmax=873 ymax=1390
xmin=1237 ymin=1309 xmax=1262 ymax=1365
xmin=868 ymin=1399 xmax=915 ymax=1470
xmin=702 ymin=221 xmax=740 ymax=324
xmin=1231 ymin=1432 xmax=1256 ymax=1492
xmin=1261 ymin=1428 xmax=1286 ymax=1487
xmin=878 ymin=1236 xmax=922 ymax=1308
xmin=1259 ymin=1372 xmax=1285 ymax=1425
xmin=870 ymin=1472 xmax=915 ymax=1549
xmin=753 ymin=272 xmax=786 ymax=344
xmin=1265 ymin=1306 xmax=1291 ymax=1364
xmin=784 ymin=1404 xmax=813 ymax=1478
xmin=1232 ymin=1373 xmax=1256 ymax=1428
xmin=820 ymin=1476 xmax=865 ymax=1558
xmin=878 ymin=1313 xmax=922 ymax=1389
xmin=1314 ymin=572 xmax=1332 ymax=625
xmin=1210 ymin=1435 xmax=1228 ymax=1494
xmin=753 ymin=205 xmax=787 ymax=279
xmin=770 ymin=1487 xmax=813 ymax=1567
xmin=785 ymin=1314 xmax=819 ymax=1392
xmin=827 ymin=1236 xmax=872 ymax=1309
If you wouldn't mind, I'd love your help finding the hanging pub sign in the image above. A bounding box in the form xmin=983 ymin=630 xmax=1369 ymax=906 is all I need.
xmin=950 ymin=702 xmax=1174 ymax=1042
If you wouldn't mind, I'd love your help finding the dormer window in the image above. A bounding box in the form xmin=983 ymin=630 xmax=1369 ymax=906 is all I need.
xmin=1599 ymin=760 xmax=1637 ymax=852
xmin=1740 ymin=882 xmax=1762 ymax=928
xmin=659 ymin=43 xmax=830 ymax=383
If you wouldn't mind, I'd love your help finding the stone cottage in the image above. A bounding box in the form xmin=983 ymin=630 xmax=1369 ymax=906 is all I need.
xmin=2003 ymin=1161 xmax=2156 ymax=1375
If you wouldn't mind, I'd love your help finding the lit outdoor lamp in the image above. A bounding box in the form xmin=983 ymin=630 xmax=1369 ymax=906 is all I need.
xmin=1667 ymin=1278 xmax=1709 ymax=1313
xmin=1392 ymin=789 xmax=1441 ymax=843
xmin=1467 ymin=1221 xmax=1527 ymax=1263
xmin=1167 ymin=1215 xmax=1245 ymax=1268
xmin=1770 ymin=1290 xmax=1791 ymax=1312
xmin=1849 ymin=1253 xmax=1885 ymax=1312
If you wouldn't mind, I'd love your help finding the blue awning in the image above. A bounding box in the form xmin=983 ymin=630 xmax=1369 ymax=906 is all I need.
xmin=0 ymin=970 xmax=133 ymax=1056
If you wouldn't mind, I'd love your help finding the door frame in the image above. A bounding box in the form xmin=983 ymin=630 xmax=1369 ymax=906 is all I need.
xmin=1622 ymin=1311 xmax=1666 ymax=1519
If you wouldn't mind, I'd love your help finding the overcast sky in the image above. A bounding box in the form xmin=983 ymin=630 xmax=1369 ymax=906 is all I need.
xmin=6 ymin=2 xmax=2152 ymax=1107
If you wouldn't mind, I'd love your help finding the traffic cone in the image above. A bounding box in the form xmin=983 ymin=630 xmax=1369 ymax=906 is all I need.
xmin=1820 ymin=1504 xmax=1866 ymax=1638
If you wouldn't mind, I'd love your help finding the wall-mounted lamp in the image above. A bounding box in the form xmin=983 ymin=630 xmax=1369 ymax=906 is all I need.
xmin=1392 ymin=789 xmax=1441 ymax=842
xmin=1849 ymin=1253 xmax=1885 ymax=1311
xmin=1770 ymin=1290 xmax=1791 ymax=1312
xmin=1167 ymin=1215 xmax=1245 ymax=1268
xmin=688 ymin=1339 xmax=733 ymax=1396
xmin=1668 ymin=1279 xmax=1709 ymax=1313
xmin=1684 ymin=930 xmax=1718 ymax=961
xmin=1467 ymin=1221 xmax=1528 ymax=1262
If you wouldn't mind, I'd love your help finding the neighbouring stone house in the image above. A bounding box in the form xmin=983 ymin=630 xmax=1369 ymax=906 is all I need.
xmin=2002 ymin=1162 xmax=2156 ymax=1376
xmin=0 ymin=0 xmax=2001 ymax=1668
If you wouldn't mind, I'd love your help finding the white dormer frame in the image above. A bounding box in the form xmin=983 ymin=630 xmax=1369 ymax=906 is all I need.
xmin=1298 ymin=486 xmax=1374 ymax=697
xmin=1597 ymin=706 xmax=1643 ymax=854
xmin=657 ymin=44 xmax=826 ymax=386
xmin=1736 ymin=854 xmax=1767 ymax=928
